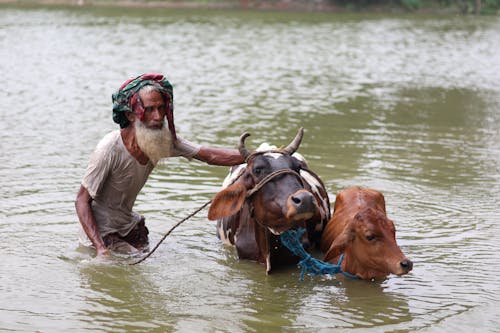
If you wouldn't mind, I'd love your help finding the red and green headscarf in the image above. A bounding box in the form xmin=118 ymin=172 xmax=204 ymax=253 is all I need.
xmin=112 ymin=73 xmax=177 ymax=140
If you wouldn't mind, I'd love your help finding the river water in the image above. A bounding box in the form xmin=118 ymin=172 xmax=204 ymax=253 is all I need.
xmin=1 ymin=4 xmax=499 ymax=332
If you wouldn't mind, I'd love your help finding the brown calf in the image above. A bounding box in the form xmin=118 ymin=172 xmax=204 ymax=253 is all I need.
xmin=320 ymin=187 xmax=413 ymax=279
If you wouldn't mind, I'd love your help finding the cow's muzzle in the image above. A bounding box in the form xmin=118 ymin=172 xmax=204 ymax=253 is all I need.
xmin=398 ymin=258 xmax=413 ymax=274
xmin=286 ymin=189 xmax=317 ymax=221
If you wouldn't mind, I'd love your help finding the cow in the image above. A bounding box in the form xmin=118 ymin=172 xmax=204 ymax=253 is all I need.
xmin=208 ymin=128 xmax=331 ymax=274
xmin=320 ymin=187 xmax=413 ymax=280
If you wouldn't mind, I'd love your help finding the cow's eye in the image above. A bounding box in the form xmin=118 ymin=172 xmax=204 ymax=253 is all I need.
xmin=254 ymin=167 xmax=263 ymax=175
xmin=291 ymin=160 xmax=302 ymax=172
xmin=366 ymin=234 xmax=376 ymax=241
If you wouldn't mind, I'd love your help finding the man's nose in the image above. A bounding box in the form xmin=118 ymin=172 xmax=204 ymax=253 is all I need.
xmin=151 ymin=108 xmax=165 ymax=120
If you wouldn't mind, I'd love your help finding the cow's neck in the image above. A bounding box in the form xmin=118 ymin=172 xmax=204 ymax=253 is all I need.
xmin=342 ymin=253 xmax=364 ymax=277
xmin=342 ymin=254 xmax=382 ymax=280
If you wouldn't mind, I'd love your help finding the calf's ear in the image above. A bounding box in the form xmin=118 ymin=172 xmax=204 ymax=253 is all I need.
xmin=323 ymin=222 xmax=354 ymax=262
xmin=208 ymin=183 xmax=247 ymax=220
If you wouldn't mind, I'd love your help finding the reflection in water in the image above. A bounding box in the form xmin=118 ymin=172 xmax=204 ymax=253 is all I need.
xmin=78 ymin=262 xmax=171 ymax=332
xmin=297 ymin=278 xmax=412 ymax=330
xmin=1 ymin=5 xmax=500 ymax=333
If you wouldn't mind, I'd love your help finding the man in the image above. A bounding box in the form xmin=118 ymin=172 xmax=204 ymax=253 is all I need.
xmin=75 ymin=74 xmax=245 ymax=257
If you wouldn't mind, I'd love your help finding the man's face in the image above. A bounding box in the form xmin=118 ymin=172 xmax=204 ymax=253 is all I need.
xmin=139 ymin=90 xmax=167 ymax=130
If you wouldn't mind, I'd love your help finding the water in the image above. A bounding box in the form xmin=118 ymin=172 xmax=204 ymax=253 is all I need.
xmin=1 ymin=4 xmax=499 ymax=332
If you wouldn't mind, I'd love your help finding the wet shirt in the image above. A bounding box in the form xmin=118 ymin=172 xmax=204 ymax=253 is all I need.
xmin=79 ymin=130 xmax=200 ymax=244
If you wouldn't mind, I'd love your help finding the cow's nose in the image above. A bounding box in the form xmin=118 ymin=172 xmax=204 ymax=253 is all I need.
xmin=291 ymin=191 xmax=315 ymax=212
xmin=400 ymin=259 xmax=413 ymax=272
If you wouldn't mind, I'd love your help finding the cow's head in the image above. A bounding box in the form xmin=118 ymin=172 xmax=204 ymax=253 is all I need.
xmin=324 ymin=207 xmax=413 ymax=279
xmin=208 ymin=128 xmax=319 ymax=235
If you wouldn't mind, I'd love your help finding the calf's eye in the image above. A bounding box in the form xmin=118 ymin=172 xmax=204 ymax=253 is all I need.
xmin=366 ymin=234 xmax=376 ymax=241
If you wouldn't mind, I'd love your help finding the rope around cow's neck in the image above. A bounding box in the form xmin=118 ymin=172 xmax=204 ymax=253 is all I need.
xmin=246 ymin=169 xmax=305 ymax=198
xmin=129 ymin=200 xmax=212 ymax=265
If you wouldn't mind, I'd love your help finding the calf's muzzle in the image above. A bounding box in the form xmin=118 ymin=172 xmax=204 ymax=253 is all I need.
xmin=399 ymin=258 xmax=413 ymax=273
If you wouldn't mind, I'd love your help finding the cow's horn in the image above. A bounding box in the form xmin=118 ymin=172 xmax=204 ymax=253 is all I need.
xmin=238 ymin=132 xmax=251 ymax=159
xmin=282 ymin=127 xmax=304 ymax=155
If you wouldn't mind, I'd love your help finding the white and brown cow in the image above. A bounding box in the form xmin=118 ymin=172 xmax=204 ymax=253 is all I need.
xmin=208 ymin=128 xmax=330 ymax=274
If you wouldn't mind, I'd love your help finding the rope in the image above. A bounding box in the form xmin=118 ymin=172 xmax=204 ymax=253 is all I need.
xmin=128 ymin=166 xmax=312 ymax=266
xmin=280 ymin=228 xmax=358 ymax=281
xmin=246 ymin=169 xmax=305 ymax=198
xmin=129 ymin=168 xmax=297 ymax=265
xmin=129 ymin=200 xmax=212 ymax=265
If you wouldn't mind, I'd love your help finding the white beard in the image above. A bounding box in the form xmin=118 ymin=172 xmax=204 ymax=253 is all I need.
xmin=134 ymin=120 xmax=173 ymax=165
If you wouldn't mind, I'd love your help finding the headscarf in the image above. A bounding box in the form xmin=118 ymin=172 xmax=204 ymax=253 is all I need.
xmin=112 ymin=73 xmax=177 ymax=140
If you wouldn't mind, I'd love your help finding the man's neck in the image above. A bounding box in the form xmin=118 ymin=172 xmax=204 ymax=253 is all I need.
xmin=121 ymin=127 xmax=150 ymax=165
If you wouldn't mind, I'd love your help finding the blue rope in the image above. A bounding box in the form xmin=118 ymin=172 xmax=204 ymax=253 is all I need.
xmin=280 ymin=228 xmax=358 ymax=281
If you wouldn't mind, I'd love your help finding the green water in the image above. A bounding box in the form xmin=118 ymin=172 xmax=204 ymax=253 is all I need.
xmin=1 ymin=5 xmax=499 ymax=332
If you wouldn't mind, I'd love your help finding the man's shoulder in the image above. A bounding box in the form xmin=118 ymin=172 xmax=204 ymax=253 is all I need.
xmin=95 ymin=130 xmax=122 ymax=151
xmin=89 ymin=130 xmax=126 ymax=163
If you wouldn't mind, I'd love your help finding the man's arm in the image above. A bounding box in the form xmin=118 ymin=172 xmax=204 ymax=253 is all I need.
xmin=194 ymin=147 xmax=245 ymax=166
xmin=75 ymin=185 xmax=109 ymax=257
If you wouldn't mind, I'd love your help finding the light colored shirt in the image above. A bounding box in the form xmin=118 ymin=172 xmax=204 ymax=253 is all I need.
xmin=79 ymin=130 xmax=200 ymax=245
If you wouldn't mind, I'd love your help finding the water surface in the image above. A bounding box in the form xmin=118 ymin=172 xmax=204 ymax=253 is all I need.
xmin=1 ymin=5 xmax=499 ymax=332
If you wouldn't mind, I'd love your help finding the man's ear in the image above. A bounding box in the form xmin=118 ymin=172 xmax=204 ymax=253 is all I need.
xmin=323 ymin=221 xmax=355 ymax=262
xmin=208 ymin=183 xmax=247 ymax=220
xmin=125 ymin=111 xmax=136 ymax=123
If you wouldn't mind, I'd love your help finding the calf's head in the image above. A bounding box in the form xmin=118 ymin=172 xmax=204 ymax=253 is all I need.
xmin=208 ymin=128 xmax=319 ymax=234
xmin=324 ymin=207 xmax=413 ymax=279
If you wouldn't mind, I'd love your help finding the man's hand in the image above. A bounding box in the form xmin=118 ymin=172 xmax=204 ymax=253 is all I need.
xmin=96 ymin=246 xmax=110 ymax=258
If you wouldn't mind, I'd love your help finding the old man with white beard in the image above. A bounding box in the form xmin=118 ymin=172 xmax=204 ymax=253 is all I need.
xmin=75 ymin=74 xmax=245 ymax=257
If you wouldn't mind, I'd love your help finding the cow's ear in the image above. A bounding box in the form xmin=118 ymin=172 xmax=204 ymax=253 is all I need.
xmin=208 ymin=183 xmax=247 ymax=220
xmin=323 ymin=222 xmax=354 ymax=262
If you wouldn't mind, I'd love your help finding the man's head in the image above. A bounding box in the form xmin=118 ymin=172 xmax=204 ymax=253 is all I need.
xmin=112 ymin=73 xmax=176 ymax=139
xmin=132 ymin=87 xmax=173 ymax=164
xmin=112 ymin=74 xmax=176 ymax=164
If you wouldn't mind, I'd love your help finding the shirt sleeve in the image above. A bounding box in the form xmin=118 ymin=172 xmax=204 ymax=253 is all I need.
xmin=81 ymin=138 xmax=113 ymax=198
xmin=171 ymin=136 xmax=202 ymax=159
